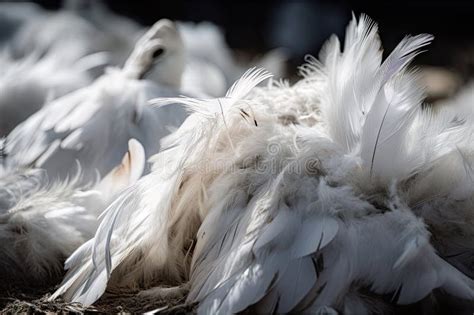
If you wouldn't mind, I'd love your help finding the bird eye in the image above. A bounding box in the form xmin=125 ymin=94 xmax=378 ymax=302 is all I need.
xmin=152 ymin=48 xmax=165 ymax=59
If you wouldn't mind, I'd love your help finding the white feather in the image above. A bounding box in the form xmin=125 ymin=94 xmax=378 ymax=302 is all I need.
xmin=0 ymin=138 xmax=146 ymax=286
xmin=4 ymin=20 xmax=188 ymax=184
xmin=50 ymin=14 xmax=474 ymax=314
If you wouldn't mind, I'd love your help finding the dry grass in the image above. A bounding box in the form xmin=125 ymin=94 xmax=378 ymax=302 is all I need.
xmin=0 ymin=284 xmax=196 ymax=314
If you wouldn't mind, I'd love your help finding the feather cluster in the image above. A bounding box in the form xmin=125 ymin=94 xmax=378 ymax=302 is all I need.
xmin=1 ymin=4 xmax=473 ymax=314
xmin=50 ymin=14 xmax=474 ymax=313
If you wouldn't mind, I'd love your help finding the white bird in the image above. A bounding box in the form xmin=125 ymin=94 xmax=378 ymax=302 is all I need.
xmin=179 ymin=22 xmax=241 ymax=83
xmin=0 ymin=49 xmax=102 ymax=136
xmin=7 ymin=1 xmax=139 ymax=69
xmin=0 ymin=138 xmax=145 ymax=288
xmin=179 ymin=21 xmax=288 ymax=97
xmin=3 ymin=19 xmax=187 ymax=185
xmin=52 ymin=15 xmax=474 ymax=313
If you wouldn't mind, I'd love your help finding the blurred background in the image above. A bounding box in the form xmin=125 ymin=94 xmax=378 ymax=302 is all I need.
xmin=17 ymin=0 xmax=474 ymax=72
xmin=1 ymin=0 xmax=474 ymax=101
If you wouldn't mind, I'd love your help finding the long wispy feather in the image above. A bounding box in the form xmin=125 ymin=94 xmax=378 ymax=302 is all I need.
xmin=149 ymin=67 xmax=272 ymax=114
xmin=50 ymin=14 xmax=474 ymax=315
xmin=317 ymin=14 xmax=383 ymax=153
xmin=51 ymin=67 xmax=272 ymax=306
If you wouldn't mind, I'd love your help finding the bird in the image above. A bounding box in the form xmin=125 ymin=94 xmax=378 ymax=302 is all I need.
xmin=178 ymin=22 xmax=242 ymax=85
xmin=0 ymin=138 xmax=145 ymax=288
xmin=3 ymin=19 xmax=188 ymax=185
xmin=0 ymin=48 xmax=103 ymax=136
xmin=52 ymin=14 xmax=474 ymax=314
xmin=178 ymin=21 xmax=288 ymax=97
xmin=5 ymin=1 xmax=140 ymax=69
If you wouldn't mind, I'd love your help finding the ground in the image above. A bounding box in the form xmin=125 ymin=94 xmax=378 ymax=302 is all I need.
xmin=0 ymin=285 xmax=195 ymax=314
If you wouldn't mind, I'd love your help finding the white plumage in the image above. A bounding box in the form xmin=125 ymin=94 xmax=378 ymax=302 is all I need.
xmin=178 ymin=21 xmax=242 ymax=87
xmin=3 ymin=19 xmax=188 ymax=184
xmin=50 ymin=15 xmax=474 ymax=314
xmin=0 ymin=2 xmax=143 ymax=135
xmin=5 ymin=2 xmax=140 ymax=68
xmin=179 ymin=21 xmax=288 ymax=97
xmin=0 ymin=3 xmax=472 ymax=313
xmin=0 ymin=49 xmax=101 ymax=136
xmin=0 ymin=138 xmax=145 ymax=287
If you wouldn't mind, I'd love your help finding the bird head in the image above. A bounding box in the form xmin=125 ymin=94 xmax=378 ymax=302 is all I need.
xmin=123 ymin=19 xmax=185 ymax=89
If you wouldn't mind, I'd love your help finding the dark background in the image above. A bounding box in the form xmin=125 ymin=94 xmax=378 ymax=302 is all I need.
xmin=7 ymin=0 xmax=474 ymax=78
